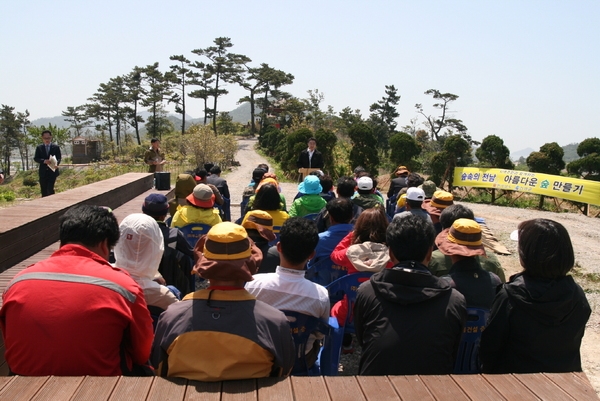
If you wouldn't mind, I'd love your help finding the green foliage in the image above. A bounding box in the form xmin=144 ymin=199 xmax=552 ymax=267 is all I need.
xmin=216 ymin=112 xmax=240 ymax=135
xmin=416 ymin=89 xmax=468 ymax=142
xmin=0 ymin=189 xmax=16 ymax=201
xmin=389 ymin=132 xmax=422 ymax=172
xmin=282 ymin=128 xmax=313 ymax=174
xmin=428 ymin=135 xmax=471 ymax=189
xmin=192 ymin=37 xmax=251 ymax=134
xmin=314 ymin=128 xmax=337 ymax=174
xmin=181 ymin=124 xmax=237 ymax=168
xmin=527 ymin=142 xmax=565 ymax=175
xmin=348 ymin=123 xmax=379 ymax=172
xmin=567 ymin=137 xmax=600 ymax=179
xmin=369 ymin=85 xmax=400 ymax=152
xmin=476 ymin=135 xmax=514 ymax=169
xmin=258 ymin=127 xmax=285 ymax=158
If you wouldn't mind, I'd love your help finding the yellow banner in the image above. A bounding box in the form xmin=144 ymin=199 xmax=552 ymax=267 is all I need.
xmin=453 ymin=167 xmax=600 ymax=206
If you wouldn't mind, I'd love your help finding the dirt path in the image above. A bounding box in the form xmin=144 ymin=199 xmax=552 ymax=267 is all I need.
xmin=228 ymin=138 xmax=600 ymax=392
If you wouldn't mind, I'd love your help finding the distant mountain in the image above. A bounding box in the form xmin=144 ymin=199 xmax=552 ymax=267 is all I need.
xmin=562 ymin=143 xmax=579 ymax=163
xmin=31 ymin=102 xmax=254 ymax=134
xmin=510 ymin=147 xmax=535 ymax=161
xmin=228 ymin=102 xmax=256 ymax=123
xmin=31 ymin=116 xmax=70 ymax=129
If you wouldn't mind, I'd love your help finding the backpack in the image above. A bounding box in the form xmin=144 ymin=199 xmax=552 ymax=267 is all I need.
xmin=158 ymin=230 xmax=194 ymax=296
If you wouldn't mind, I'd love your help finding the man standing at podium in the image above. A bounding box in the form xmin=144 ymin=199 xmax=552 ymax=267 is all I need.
xmin=144 ymin=138 xmax=166 ymax=173
xmin=296 ymin=137 xmax=323 ymax=182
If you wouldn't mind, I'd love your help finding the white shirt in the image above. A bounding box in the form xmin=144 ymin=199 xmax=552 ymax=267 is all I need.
xmin=245 ymin=266 xmax=330 ymax=321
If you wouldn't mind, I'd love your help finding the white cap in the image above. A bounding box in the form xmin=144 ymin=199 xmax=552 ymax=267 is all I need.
xmin=406 ymin=187 xmax=425 ymax=201
xmin=357 ymin=176 xmax=373 ymax=190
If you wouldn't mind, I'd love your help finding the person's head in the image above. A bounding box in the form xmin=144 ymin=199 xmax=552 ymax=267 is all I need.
xmin=405 ymin=187 xmax=425 ymax=210
xmin=194 ymin=167 xmax=208 ymax=181
xmin=253 ymin=183 xmax=282 ymax=211
xmin=435 ymin=218 xmax=486 ymax=259
xmin=406 ymin=173 xmax=424 ymax=188
xmin=336 ymin=176 xmax=356 ymax=198
xmin=356 ymin=176 xmax=374 ymax=195
xmin=420 ymin=180 xmax=437 ymax=199
xmin=252 ymin=167 xmax=266 ymax=185
xmin=142 ymin=193 xmax=169 ymax=220
xmin=326 ymin=198 xmax=353 ymax=225
xmin=150 ymin=138 xmax=160 ymax=150
xmin=114 ymin=213 xmax=164 ymax=280
xmin=307 ymin=137 xmax=317 ymax=150
xmin=257 ymin=163 xmax=269 ymax=172
xmin=195 ymin=222 xmax=262 ymax=285
xmin=41 ymin=130 xmax=52 ymax=145
xmin=352 ymin=205 xmax=388 ymax=245
xmin=353 ymin=166 xmax=366 ymax=178
xmin=242 ymin=210 xmax=276 ymax=242
xmin=395 ymin=165 xmax=409 ymax=177
xmin=204 ymin=163 xmax=214 ymax=173
xmin=439 ymin=204 xmax=475 ymax=229
xmin=319 ymin=175 xmax=334 ymax=194
xmin=59 ymin=205 xmax=120 ymax=259
xmin=386 ymin=213 xmax=436 ymax=264
xmin=423 ymin=190 xmax=454 ymax=217
xmin=256 ymin=177 xmax=279 ymax=192
xmin=209 ymin=165 xmax=222 ymax=176
xmin=174 ymin=173 xmax=196 ymax=199
xmin=278 ymin=217 xmax=319 ymax=267
xmin=518 ymin=219 xmax=574 ymax=278
xmin=298 ymin=175 xmax=322 ymax=195
xmin=186 ymin=184 xmax=215 ymax=209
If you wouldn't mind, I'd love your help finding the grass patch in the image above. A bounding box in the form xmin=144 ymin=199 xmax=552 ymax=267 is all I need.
xmin=571 ymin=268 xmax=600 ymax=293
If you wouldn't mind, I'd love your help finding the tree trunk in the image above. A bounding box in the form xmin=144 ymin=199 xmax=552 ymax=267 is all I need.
xmin=538 ymin=195 xmax=545 ymax=210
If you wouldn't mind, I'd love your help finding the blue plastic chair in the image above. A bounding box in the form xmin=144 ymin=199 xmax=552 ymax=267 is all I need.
xmin=281 ymin=310 xmax=330 ymax=376
xmin=303 ymin=213 xmax=320 ymax=221
xmin=453 ymin=308 xmax=490 ymax=374
xmin=321 ymin=272 xmax=373 ymax=375
xmin=178 ymin=223 xmax=212 ymax=249
xmin=215 ymin=197 xmax=231 ymax=222
xmin=305 ymin=257 xmax=348 ymax=287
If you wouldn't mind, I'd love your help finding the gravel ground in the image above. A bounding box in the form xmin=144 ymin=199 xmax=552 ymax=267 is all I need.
xmin=228 ymin=138 xmax=600 ymax=388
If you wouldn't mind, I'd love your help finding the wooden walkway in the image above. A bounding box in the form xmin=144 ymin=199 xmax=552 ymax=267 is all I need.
xmin=0 ymin=373 xmax=596 ymax=401
xmin=0 ymin=173 xmax=154 ymax=272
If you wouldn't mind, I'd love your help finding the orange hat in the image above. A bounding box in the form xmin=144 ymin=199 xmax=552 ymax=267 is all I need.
xmin=435 ymin=218 xmax=486 ymax=258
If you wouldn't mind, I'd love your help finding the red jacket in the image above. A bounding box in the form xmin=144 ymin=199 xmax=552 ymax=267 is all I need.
xmin=0 ymin=244 xmax=153 ymax=375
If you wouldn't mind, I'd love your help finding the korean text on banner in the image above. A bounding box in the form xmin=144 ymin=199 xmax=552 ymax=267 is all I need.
xmin=453 ymin=167 xmax=600 ymax=206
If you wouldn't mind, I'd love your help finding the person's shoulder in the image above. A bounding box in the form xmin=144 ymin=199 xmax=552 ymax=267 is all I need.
xmin=253 ymin=298 xmax=289 ymax=323
xmin=246 ymin=273 xmax=277 ymax=286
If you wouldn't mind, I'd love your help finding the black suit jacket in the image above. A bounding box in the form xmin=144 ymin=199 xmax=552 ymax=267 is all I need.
xmin=296 ymin=149 xmax=324 ymax=169
xmin=34 ymin=143 xmax=61 ymax=176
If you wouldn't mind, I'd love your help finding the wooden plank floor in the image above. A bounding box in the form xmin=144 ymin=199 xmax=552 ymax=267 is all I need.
xmin=0 ymin=374 xmax=595 ymax=401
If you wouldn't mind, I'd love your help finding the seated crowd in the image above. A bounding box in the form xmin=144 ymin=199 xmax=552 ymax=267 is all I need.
xmin=0 ymin=163 xmax=590 ymax=381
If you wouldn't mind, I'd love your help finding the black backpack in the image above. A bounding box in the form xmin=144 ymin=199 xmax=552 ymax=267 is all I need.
xmin=158 ymin=231 xmax=194 ymax=296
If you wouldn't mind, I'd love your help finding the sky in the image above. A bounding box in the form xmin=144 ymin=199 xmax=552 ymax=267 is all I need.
xmin=1 ymin=1 xmax=599 ymax=153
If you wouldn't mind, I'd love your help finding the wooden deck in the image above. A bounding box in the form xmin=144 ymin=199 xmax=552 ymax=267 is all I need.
xmin=0 ymin=373 xmax=596 ymax=401
xmin=0 ymin=173 xmax=155 ymax=272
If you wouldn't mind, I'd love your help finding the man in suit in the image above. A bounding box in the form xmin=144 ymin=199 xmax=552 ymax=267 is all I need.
xmin=296 ymin=137 xmax=324 ymax=183
xmin=33 ymin=130 xmax=61 ymax=197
